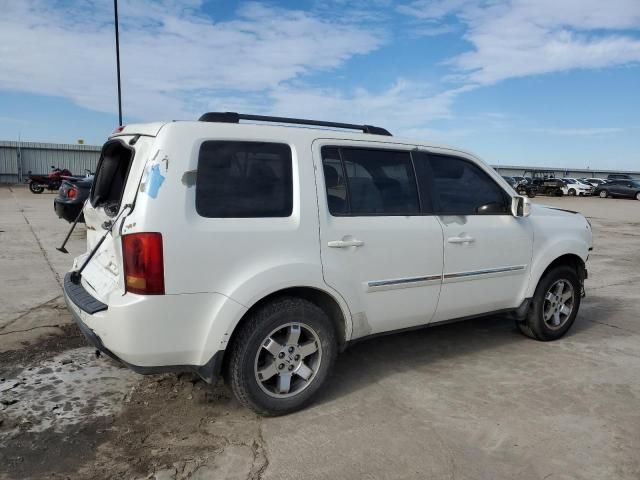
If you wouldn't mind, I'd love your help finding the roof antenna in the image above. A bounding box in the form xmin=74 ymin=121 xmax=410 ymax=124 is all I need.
xmin=114 ymin=0 xmax=123 ymax=126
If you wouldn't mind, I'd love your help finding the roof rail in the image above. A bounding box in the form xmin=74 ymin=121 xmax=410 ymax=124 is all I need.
xmin=198 ymin=112 xmax=392 ymax=136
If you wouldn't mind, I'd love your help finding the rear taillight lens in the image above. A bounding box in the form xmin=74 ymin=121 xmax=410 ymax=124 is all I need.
xmin=67 ymin=187 xmax=78 ymax=199
xmin=122 ymin=233 xmax=165 ymax=295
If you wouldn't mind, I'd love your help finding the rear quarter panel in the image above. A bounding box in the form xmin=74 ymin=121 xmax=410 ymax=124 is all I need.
xmin=120 ymin=123 xmax=351 ymax=346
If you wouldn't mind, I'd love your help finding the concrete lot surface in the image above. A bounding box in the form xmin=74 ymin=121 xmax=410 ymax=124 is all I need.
xmin=1 ymin=185 xmax=639 ymax=479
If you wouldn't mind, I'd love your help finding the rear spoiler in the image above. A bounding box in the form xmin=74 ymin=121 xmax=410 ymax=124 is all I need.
xmin=109 ymin=122 xmax=167 ymax=138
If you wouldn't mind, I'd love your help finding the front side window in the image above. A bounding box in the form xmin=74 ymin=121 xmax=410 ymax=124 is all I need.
xmin=196 ymin=141 xmax=293 ymax=218
xmin=426 ymin=154 xmax=509 ymax=215
xmin=321 ymin=147 xmax=420 ymax=216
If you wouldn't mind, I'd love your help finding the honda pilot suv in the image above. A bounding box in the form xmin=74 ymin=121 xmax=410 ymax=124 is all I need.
xmin=63 ymin=113 xmax=593 ymax=415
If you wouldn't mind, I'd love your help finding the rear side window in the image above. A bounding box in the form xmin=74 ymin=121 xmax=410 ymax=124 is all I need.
xmin=196 ymin=141 xmax=293 ymax=218
xmin=321 ymin=147 xmax=419 ymax=216
xmin=423 ymin=154 xmax=509 ymax=215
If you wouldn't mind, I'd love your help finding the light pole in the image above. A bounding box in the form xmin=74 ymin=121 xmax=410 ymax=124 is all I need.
xmin=114 ymin=0 xmax=123 ymax=126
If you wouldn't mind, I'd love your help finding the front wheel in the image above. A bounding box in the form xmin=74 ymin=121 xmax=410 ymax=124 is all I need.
xmin=29 ymin=182 xmax=44 ymax=194
xmin=568 ymin=189 xmax=576 ymax=196
xmin=517 ymin=265 xmax=581 ymax=341
xmin=635 ymin=192 xmax=640 ymax=201
xmin=599 ymin=190 xmax=608 ymax=198
xmin=226 ymin=297 xmax=337 ymax=416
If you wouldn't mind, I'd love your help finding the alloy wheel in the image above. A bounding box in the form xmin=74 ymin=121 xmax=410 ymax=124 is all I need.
xmin=254 ymin=322 xmax=322 ymax=398
xmin=543 ymin=279 xmax=575 ymax=330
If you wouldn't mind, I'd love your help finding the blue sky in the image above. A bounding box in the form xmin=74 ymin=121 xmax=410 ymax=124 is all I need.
xmin=0 ymin=0 xmax=639 ymax=169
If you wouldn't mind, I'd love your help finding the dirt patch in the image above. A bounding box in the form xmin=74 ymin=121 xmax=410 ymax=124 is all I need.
xmin=76 ymin=374 xmax=265 ymax=480
xmin=0 ymin=335 xmax=265 ymax=480
xmin=0 ymin=324 xmax=85 ymax=378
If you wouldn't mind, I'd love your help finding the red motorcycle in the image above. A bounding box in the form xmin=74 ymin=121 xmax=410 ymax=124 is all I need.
xmin=27 ymin=166 xmax=73 ymax=194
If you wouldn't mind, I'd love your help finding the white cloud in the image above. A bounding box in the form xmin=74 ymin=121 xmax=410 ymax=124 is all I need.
xmin=400 ymin=0 xmax=640 ymax=85
xmin=0 ymin=0 xmax=383 ymax=120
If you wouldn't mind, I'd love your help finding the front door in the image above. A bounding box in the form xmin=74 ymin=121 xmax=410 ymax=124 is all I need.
xmin=413 ymin=151 xmax=533 ymax=321
xmin=314 ymin=142 xmax=444 ymax=338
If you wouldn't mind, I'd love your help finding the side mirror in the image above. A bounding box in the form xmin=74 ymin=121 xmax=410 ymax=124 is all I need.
xmin=511 ymin=196 xmax=530 ymax=217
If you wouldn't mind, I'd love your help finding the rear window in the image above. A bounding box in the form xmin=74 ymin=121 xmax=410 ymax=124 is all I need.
xmin=91 ymin=140 xmax=134 ymax=216
xmin=196 ymin=141 xmax=293 ymax=218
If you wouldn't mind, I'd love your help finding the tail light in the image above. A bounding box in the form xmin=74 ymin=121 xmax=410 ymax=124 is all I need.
xmin=122 ymin=233 xmax=165 ymax=295
xmin=67 ymin=186 xmax=78 ymax=199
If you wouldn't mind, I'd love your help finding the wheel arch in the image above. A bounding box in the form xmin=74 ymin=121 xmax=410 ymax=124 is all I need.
xmin=528 ymin=253 xmax=586 ymax=298
xmin=220 ymin=286 xmax=351 ymax=376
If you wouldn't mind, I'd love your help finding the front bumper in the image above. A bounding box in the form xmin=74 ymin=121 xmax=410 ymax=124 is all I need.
xmin=63 ymin=273 xmax=224 ymax=383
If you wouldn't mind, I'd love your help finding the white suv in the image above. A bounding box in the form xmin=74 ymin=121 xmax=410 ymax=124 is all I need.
xmin=63 ymin=113 xmax=593 ymax=415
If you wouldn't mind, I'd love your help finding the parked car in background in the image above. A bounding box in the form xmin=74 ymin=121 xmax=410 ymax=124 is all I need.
xmin=595 ymin=179 xmax=640 ymax=200
xmin=581 ymin=178 xmax=608 ymax=187
xmin=524 ymin=170 xmax=564 ymax=196
xmin=502 ymin=176 xmax=517 ymax=188
xmin=54 ymin=175 xmax=93 ymax=222
xmin=62 ymin=112 xmax=592 ymax=415
xmin=561 ymin=178 xmax=592 ymax=196
xmin=607 ymin=174 xmax=635 ymax=181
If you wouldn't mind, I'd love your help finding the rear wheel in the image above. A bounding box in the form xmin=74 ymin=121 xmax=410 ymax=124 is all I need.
xmin=599 ymin=190 xmax=608 ymax=198
xmin=516 ymin=265 xmax=581 ymax=341
xmin=635 ymin=192 xmax=640 ymax=201
xmin=226 ymin=297 xmax=337 ymax=416
xmin=29 ymin=182 xmax=44 ymax=194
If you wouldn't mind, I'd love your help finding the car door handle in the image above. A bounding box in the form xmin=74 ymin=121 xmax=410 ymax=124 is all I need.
xmin=328 ymin=239 xmax=364 ymax=248
xmin=448 ymin=236 xmax=475 ymax=244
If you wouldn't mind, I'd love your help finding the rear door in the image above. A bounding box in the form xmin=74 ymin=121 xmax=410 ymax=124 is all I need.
xmin=314 ymin=141 xmax=444 ymax=337
xmin=413 ymin=151 xmax=533 ymax=321
xmin=79 ymin=136 xmax=154 ymax=302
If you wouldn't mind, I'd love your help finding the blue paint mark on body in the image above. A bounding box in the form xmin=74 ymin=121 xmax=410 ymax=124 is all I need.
xmin=146 ymin=164 xmax=165 ymax=199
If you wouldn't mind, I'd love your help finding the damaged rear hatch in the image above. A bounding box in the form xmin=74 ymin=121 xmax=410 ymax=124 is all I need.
xmin=76 ymin=126 xmax=161 ymax=303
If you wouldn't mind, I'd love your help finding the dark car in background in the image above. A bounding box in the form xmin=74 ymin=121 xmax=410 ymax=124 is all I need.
xmin=594 ymin=179 xmax=640 ymax=200
xmin=501 ymin=175 xmax=537 ymax=197
xmin=502 ymin=175 xmax=517 ymax=187
xmin=607 ymin=173 xmax=635 ymax=181
xmin=54 ymin=176 xmax=93 ymax=222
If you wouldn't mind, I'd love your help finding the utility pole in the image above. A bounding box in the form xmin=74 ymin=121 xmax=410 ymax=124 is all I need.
xmin=114 ymin=0 xmax=123 ymax=126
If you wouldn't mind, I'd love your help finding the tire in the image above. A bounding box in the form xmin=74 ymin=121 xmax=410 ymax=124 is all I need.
xmin=516 ymin=265 xmax=581 ymax=341
xmin=226 ymin=297 xmax=337 ymax=416
xmin=599 ymin=190 xmax=608 ymax=198
xmin=29 ymin=182 xmax=44 ymax=194
xmin=527 ymin=190 xmax=536 ymax=198
xmin=635 ymin=192 xmax=640 ymax=201
xmin=555 ymin=189 xmax=564 ymax=197
xmin=568 ymin=189 xmax=576 ymax=196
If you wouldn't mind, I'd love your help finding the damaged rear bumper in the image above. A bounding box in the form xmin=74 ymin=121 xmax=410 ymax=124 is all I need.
xmin=62 ymin=273 xmax=224 ymax=384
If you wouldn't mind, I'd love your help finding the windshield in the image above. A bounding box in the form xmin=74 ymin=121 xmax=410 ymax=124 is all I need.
xmin=564 ymin=179 xmax=576 ymax=184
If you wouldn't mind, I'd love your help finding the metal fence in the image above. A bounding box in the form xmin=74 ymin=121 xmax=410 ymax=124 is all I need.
xmin=0 ymin=141 xmax=101 ymax=184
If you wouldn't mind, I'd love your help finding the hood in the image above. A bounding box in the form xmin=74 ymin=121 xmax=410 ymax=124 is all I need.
xmin=530 ymin=203 xmax=580 ymax=217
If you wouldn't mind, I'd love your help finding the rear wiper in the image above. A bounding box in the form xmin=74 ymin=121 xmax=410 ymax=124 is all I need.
xmin=69 ymin=204 xmax=132 ymax=284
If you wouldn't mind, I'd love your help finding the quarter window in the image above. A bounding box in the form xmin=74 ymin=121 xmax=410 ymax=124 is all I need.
xmin=321 ymin=147 xmax=420 ymax=216
xmin=196 ymin=141 xmax=293 ymax=218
